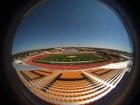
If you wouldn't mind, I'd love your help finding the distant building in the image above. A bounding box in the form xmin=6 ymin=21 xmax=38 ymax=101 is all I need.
xmin=14 ymin=60 xmax=23 ymax=64
xmin=63 ymin=48 xmax=78 ymax=54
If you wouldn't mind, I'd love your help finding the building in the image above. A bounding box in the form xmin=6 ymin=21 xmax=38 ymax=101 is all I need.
xmin=63 ymin=48 xmax=78 ymax=54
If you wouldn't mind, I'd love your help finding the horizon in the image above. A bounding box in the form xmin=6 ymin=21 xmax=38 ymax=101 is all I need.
xmin=12 ymin=0 xmax=133 ymax=54
xmin=12 ymin=46 xmax=132 ymax=55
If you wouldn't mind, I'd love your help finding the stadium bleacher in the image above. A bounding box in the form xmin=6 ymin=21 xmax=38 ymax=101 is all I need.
xmin=16 ymin=67 xmax=129 ymax=105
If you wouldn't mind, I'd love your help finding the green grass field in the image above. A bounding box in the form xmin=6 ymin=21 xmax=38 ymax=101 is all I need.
xmin=33 ymin=53 xmax=110 ymax=65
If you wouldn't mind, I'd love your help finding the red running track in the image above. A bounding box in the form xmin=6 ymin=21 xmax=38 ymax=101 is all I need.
xmin=25 ymin=54 xmax=119 ymax=70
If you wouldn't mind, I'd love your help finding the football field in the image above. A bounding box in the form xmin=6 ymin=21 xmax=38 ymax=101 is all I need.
xmin=33 ymin=53 xmax=110 ymax=65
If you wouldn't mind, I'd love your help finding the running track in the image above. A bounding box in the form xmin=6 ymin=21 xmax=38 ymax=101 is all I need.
xmin=24 ymin=53 xmax=119 ymax=70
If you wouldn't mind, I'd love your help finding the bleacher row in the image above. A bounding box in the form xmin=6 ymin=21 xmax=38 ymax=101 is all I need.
xmin=86 ymin=68 xmax=127 ymax=87
xmin=16 ymin=68 xmax=127 ymax=105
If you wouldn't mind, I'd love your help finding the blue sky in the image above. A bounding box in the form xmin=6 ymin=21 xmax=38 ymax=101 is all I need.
xmin=12 ymin=0 xmax=132 ymax=54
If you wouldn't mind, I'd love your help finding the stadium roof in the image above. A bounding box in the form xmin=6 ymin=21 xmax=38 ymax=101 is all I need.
xmin=13 ymin=63 xmax=44 ymax=70
xmin=99 ymin=60 xmax=132 ymax=69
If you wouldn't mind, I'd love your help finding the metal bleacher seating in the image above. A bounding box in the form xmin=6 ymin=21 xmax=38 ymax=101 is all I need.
xmin=16 ymin=67 xmax=127 ymax=105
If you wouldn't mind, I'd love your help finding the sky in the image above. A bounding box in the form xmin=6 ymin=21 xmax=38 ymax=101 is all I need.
xmin=12 ymin=0 xmax=132 ymax=54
